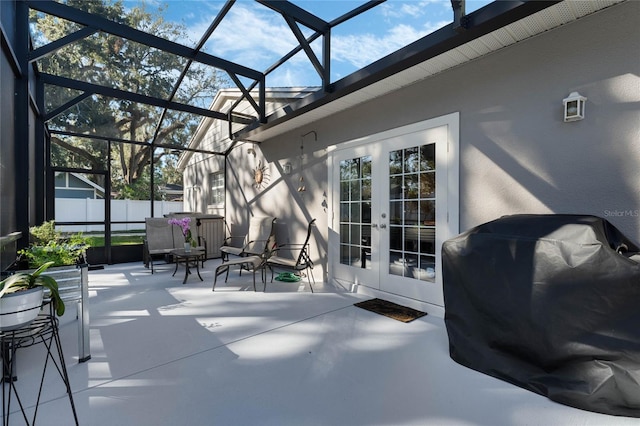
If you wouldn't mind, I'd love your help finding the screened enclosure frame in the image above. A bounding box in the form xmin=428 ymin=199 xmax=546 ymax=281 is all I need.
xmin=5 ymin=0 xmax=561 ymax=259
xmin=23 ymin=0 xmax=558 ymax=143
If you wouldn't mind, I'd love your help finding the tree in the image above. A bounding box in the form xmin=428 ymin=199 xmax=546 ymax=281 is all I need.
xmin=33 ymin=0 xmax=228 ymax=199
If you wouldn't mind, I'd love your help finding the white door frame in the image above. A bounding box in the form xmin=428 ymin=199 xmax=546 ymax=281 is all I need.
xmin=328 ymin=112 xmax=459 ymax=314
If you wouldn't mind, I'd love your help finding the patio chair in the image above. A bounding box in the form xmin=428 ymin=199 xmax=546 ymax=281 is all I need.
xmin=143 ymin=218 xmax=175 ymax=274
xmin=220 ymin=217 xmax=276 ymax=262
xmin=266 ymin=218 xmax=316 ymax=292
xmin=212 ymin=255 xmax=267 ymax=292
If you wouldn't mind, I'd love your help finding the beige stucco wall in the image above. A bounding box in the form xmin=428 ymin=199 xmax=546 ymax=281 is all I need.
xmin=216 ymin=1 xmax=640 ymax=279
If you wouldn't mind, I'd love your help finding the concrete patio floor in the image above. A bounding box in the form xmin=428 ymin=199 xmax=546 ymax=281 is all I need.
xmin=4 ymin=259 xmax=637 ymax=425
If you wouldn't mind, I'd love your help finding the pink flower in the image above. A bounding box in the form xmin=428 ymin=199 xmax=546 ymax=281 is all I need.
xmin=168 ymin=217 xmax=194 ymax=243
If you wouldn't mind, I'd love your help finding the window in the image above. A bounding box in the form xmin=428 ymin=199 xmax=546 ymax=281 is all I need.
xmin=209 ymin=172 xmax=224 ymax=205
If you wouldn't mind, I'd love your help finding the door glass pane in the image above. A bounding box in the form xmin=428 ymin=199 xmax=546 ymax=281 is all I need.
xmin=404 ymin=174 xmax=419 ymax=199
xmin=389 ymin=150 xmax=402 ymax=174
xmin=350 ymin=203 xmax=361 ymax=223
xmin=389 ymin=201 xmax=403 ymax=225
xmin=388 ymin=143 xmax=436 ymax=282
xmin=420 ymin=200 xmax=435 ymax=225
xmin=421 ymin=144 xmax=436 ymax=170
xmin=339 ymin=156 xmax=372 ymax=269
xmin=390 ymin=226 xmax=403 ymax=251
xmin=420 ymin=172 xmax=435 ymax=198
xmin=340 ymin=182 xmax=349 ymax=200
xmin=340 ymin=202 xmax=349 ymax=222
xmin=362 ymin=157 xmax=371 ymax=178
xmin=389 ymin=176 xmax=403 ymax=199
xmin=350 ymin=180 xmax=361 ymax=200
xmin=404 ymin=201 xmax=419 ymax=225
xmin=362 ymin=179 xmax=371 ymax=201
xmin=340 ymin=224 xmax=349 ymax=243
xmin=362 ymin=201 xmax=371 ymax=224
xmin=404 ymin=146 xmax=419 ymax=173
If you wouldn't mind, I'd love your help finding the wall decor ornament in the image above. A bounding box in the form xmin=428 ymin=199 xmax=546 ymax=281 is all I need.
xmin=298 ymin=131 xmax=317 ymax=193
xmin=253 ymin=160 xmax=270 ymax=189
xmin=248 ymin=145 xmax=269 ymax=189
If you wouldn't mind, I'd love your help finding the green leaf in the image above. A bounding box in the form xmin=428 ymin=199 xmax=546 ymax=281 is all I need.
xmin=0 ymin=261 xmax=65 ymax=317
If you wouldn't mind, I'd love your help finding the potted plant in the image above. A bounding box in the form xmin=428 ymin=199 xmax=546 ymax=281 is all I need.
xmin=168 ymin=217 xmax=197 ymax=252
xmin=17 ymin=220 xmax=89 ymax=269
xmin=10 ymin=221 xmax=91 ymax=361
xmin=0 ymin=261 xmax=65 ymax=331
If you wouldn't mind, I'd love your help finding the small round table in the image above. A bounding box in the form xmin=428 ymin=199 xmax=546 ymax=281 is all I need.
xmin=171 ymin=248 xmax=205 ymax=284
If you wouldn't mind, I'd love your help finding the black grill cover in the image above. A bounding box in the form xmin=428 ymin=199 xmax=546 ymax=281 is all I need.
xmin=442 ymin=214 xmax=640 ymax=417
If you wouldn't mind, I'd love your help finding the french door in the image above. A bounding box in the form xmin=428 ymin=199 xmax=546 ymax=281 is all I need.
xmin=329 ymin=114 xmax=458 ymax=307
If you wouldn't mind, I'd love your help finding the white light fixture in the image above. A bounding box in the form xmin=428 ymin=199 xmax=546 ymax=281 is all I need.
xmin=562 ymin=91 xmax=587 ymax=122
xmin=283 ymin=162 xmax=292 ymax=175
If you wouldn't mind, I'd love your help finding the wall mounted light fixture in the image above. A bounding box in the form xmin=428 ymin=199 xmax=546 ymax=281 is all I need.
xmin=283 ymin=162 xmax=292 ymax=175
xmin=563 ymin=92 xmax=587 ymax=122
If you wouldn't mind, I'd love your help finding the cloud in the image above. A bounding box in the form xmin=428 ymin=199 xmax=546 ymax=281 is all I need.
xmin=166 ymin=1 xmax=452 ymax=86
xmin=331 ymin=20 xmax=449 ymax=68
xmin=184 ymin=3 xmax=303 ymax=72
xmin=380 ymin=0 xmax=449 ymax=20
xmin=267 ymin=66 xmax=317 ymax=88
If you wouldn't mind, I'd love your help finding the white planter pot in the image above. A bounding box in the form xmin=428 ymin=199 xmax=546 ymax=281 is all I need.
xmin=24 ymin=264 xmax=91 ymax=362
xmin=0 ymin=287 xmax=44 ymax=331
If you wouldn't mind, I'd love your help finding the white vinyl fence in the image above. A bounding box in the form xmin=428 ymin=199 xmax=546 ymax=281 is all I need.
xmin=55 ymin=199 xmax=184 ymax=232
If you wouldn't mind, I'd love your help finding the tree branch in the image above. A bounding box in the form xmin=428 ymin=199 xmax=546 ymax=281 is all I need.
xmin=51 ymin=136 xmax=103 ymax=170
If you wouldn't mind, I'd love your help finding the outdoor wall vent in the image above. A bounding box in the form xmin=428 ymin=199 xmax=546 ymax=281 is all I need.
xmin=563 ymin=92 xmax=586 ymax=122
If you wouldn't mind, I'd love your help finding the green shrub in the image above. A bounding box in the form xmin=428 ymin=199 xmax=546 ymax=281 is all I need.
xmin=29 ymin=220 xmax=60 ymax=244
xmin=18 ymin=221 xmax=90 ymax=268
xmin=19 ymin=242 xmax=87 ymax=268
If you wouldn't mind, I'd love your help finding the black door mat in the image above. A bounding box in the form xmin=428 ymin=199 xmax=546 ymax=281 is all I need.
xmin=354 ymin=298 xmax=428 ymax=323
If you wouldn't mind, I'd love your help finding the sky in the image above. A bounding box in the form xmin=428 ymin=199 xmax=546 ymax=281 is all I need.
xmin=129 ymin=0 xmax=492 ymax=87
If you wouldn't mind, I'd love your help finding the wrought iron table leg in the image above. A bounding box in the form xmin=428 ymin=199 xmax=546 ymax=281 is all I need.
xmin=172 ymin=256 xmax=179 ymax=276
xmin=182 ymin=259 xmax=190 ymax=284
xmin=194 ymin=258 xmax=203 ymax=282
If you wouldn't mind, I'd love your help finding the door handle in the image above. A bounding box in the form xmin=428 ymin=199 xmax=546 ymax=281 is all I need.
xmin=380 ymin=223 xmax=387 ymax=229
xmin=371 ymin=223 xmax=378 ymax=229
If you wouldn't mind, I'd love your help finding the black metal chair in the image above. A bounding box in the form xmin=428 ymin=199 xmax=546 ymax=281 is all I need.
xmin=212 ymin=255 xmax=266 ymax=292
xmin=266 ymin=218 xmax=316 ymax=292
xmin=220 ymin=217 xmax=276 ymax=261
